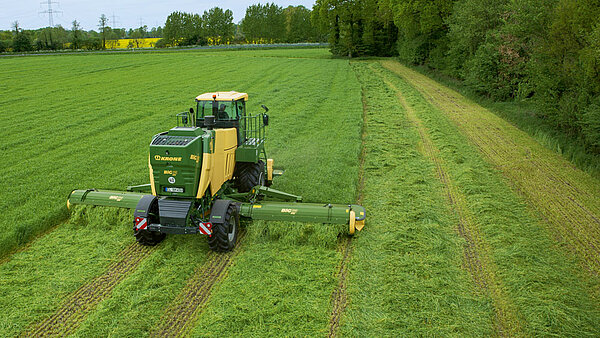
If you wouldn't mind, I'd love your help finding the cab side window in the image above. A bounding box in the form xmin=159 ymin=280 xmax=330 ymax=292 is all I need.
xmin=236 ymin=100 xmax=245 ymax=118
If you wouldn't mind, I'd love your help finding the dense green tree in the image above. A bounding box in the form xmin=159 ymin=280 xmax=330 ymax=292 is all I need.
xmin=71 ymin=20 xmax=82 ymax=49
xmin=149 ymin=26 xmax=163 ymax=38
xmin=312 ymin=0 xmax=397 ymax=57
xmin=202 ymin=7 xmax=235 ymax=43
xmin=527 ymin=0 xmax=600 ymax=148
xmin=11 ymin=21 xmax=33 ymax=52
xmin=0 ymin=39 xmax=9 ymax=52
xmin=381 ymin=0 xmax=455 ymax=64
xmin=241 ymin=3 xmax=285 ymax=42
xmin=36 ymin=25 xmax=67 ymax=50
xmin=283 ymin=5 xmax=318 ymax=42
xmin=163 ymin=11 xmax=204 ymax=45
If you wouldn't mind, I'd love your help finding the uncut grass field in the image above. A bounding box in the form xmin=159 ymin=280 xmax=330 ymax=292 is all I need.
xmin=1 ymin=49 xmax=600 ymax=336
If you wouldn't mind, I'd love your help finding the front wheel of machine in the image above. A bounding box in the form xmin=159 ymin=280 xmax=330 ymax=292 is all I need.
xmin=208 ymin=204 xmax=239 ymax=252
xmin=135 ymin=230 xmax=166 ymax=246
xmin=133 ymin=196 xmax=166 ymax=246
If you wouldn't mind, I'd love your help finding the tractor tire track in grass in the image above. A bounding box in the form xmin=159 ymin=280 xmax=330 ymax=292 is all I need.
xmin=376 ymin=65 xmax=522 ymax=336
xmin=328 ymin=236 xmax=352 ymax=338
xmin=23 ymin=242 xmax=153 ymax=337
xmin=327 ymin=82 xmax=368 ymax=338
xmin=381 ymin=60 xmax=600 ymax=277
xmin=149 ymin=231 xmax=246 ymax=338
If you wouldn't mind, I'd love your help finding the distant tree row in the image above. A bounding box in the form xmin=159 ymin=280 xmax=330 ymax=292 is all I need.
xmin=241 ymin=3 xmax=320 ymax=43
xmin=0 ymin=19 xmax=163 ymax=52
xmin=313 ymin=0 xmax=600 ymax=152
xmin=161 ymin=7 xmax=235 ymax=46
xmin=160 ymin=3 xmax=323 ymax=47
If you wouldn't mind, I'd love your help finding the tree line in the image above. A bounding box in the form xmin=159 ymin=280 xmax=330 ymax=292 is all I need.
xmin=313 ymin=0 xmax=600 ymax=152
xmin=0 ymin=19 xmax=163 ymax=52
xmin=160 ymin=4 xmax=321 ymax=46
xmin=0 ymin=3 xmax=323 ymax=52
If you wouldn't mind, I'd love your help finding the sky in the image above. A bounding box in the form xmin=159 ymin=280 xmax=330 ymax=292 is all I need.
xmin=1 ymin=0 xmax=317 ymax=31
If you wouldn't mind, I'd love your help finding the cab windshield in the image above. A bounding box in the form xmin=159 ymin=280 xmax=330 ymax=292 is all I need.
xmin=197 ymin=100 xmax=236 ymax=120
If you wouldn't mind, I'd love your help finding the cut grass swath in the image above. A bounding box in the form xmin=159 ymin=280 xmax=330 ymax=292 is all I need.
xmin=22 ymin=242 xmax=154 ymax=337
xmin=148 ymin=232 xmax=246 ymax=337
xmin=375 ymin=64 xmax=522 ymax=336
xmin=339 ymin=62 xmax=495 ymax=336
xmin=381 ymin=60 xmax=600 ymax=277
xmin=0 ymin=207 xmax=133 ymax=336
xmin=328 ymin=76 xmax=368 ymax=338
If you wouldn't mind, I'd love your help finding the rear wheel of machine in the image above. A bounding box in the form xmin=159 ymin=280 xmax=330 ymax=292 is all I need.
xmin=208 ymin=204 xmax=239 ymax=252
xmin=134 ymin=198 xmax=166 ymax=246
xmin=234 ymin=160 xmax=265 ymax=193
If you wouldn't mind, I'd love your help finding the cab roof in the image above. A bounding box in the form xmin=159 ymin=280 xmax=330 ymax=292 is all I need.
xmin=195 ymin=91 xmax=248 ymax=101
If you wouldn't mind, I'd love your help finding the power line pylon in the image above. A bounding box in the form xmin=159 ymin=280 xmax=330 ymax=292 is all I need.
xmin=39 ymin=0 xmax=62 ymax=27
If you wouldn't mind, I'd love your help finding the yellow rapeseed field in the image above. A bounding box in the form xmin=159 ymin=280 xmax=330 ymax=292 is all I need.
xmin=105 ymin=38 xmax=161 ymax=49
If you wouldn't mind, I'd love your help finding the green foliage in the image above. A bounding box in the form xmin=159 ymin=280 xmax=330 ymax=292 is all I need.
xmin=312 ymin=0 xmax=398 ymax=57
xmin=154 ymin=38 xmax=168 ymax=48
xmin=12 ymin=31 xmax=33 ymax=52
xmin=241 ymin=3 xmax=285 ymax=42
xmin=163 ymin=11 xmax=204 ymax=46
xmin=0 ymin=39 xmax=10 ymax=52
xmin=35 ymin=26 xmax=68 ymax=50
xmin=386 ymin=0 xmax=455 ymax=64
xmin=202 ymin=7 xmax=235 ymax=43
xmin=580 ymin=99 xmax=600 ymax=151
xmin=283 ymin=5 xmax=319 ymax=42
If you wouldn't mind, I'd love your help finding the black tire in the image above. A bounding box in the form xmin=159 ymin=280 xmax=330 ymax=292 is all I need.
xmin=135 ymin=230 xmax=166 ymax=246
xmin=133 ymin=198 xmax=166 ymax=246
xmin=234 ymin=160 xmax=265 ymax=193
xmin=208 ymin=204 xmax=239 ymax=252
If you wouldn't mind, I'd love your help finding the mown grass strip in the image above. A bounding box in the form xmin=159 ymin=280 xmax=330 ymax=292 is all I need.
xmin=148 ymin=232 xmax=246 ymax=337
xmin=328 ymin=78 xmax=369 ymax=338
xmin=376 ymin=65 xmax=521 ymax=336
xmin=339 ymin=62 xmax=495 ymax=336
xmin=186 ymin=59 xmax=361 ymax=337
xmin=0 ymin=207 xmax=133 ymax=336
xmin=22 ymin=242 xmax=154 ymax=337
xmin=382 ymin=60 xmax=600 ymax=277
xmin=376 ymin=60 xmax=600 ymax=335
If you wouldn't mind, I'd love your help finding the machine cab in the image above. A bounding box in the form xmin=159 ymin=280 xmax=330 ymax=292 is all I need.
xmin=196 ymin=91 xmax=247 ymax=128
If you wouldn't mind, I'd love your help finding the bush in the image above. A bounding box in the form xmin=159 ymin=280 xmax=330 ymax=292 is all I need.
xmin=13 ymin=33 xmax=33 ymax=52
xmin=0 ymin=39 xmax=10 ymax=52
xmin=580 ymin=99 xmax=600 ymax=151
xmin=154 ymin=38 xmax=168 ymax=48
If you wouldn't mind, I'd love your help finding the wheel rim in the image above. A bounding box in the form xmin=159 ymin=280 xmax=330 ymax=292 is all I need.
xmin=228 ymin=216 xmax=237 ymax=243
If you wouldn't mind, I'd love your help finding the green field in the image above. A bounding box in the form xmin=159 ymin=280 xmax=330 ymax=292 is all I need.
xmin=1 ymin=49 xmax=599 ymax=336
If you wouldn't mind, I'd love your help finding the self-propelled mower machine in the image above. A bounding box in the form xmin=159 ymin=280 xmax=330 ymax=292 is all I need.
xmin=67 ymin=92 xmax=366 ymax=252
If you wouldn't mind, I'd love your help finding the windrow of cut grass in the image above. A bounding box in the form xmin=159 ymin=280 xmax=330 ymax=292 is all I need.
xmin=339 ymin=62 xmax=495 ymax=336
xmin=382 ymin=60 xmax=600 ymax=278
xmin=375 ymin=65 xmax=521 ymax=335
xmin=1 ymin=48 xmax=362 ymax=336
xmin=372 ymin=60 xmax=600 ymax=335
